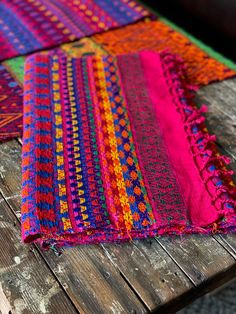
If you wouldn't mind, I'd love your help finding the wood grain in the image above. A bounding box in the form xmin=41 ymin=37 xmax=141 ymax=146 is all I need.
xmin=0 ymin=78 xmax=236 ymax=313
xmin=196 ymin=78 xmax=236 ymax=159
xmin=0 ymin=142 xmax=197 ymax=313
xmin=0 ymin=140 xmax=148 ymax=313
xmin=156 ymin=235 xmax=236 ymax=285
xmin=101 ymin=239 xmax=193 ymax=312
xmin=0 ymin=196 xmax=77 ymax=314
xmin=44 ymin=244 xmax=147 ymax=314
xmin=0 ymin=139 xmax=194 ymax=313
xmin=196 ymin=78 xmax=236 ymax=258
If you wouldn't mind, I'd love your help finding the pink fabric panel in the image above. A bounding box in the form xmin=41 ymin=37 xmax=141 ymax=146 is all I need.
xmin=140 ymin=51 xmax=219 ymax=226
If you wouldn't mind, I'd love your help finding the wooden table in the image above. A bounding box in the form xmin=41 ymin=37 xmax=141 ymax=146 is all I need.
xmin=0 ymin=78 xmax=236 ymax=314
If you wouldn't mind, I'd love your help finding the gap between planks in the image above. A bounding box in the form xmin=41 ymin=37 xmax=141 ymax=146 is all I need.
xmin=1 ymin=77 xmax=236 ymax=312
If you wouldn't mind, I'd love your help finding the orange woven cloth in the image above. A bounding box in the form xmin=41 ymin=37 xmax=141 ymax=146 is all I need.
xmin=93 ymin=20 xmax=236 ymax=86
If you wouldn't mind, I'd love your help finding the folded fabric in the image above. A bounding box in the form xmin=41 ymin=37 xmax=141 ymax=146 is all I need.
xmin=1 ymin=19 xmax=236 ymax=142
xmin=0 ymin=38 xmax=105 ymax=140
xmin=0 ymin=0 xmax=150 ymax=61
xmin=21 ymin=51 xmax=236 ymax=247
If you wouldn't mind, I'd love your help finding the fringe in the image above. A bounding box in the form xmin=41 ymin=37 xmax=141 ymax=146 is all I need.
xmin=160 ymin=51 xmax=236 ymax=230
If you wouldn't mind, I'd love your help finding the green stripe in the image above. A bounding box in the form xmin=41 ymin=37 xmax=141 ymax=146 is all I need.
xmin=3 ymin=56 xmax=25 ymax=84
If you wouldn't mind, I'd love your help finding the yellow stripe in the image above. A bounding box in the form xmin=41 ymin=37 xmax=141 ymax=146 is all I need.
xmin=66 ymin=58 xmax=89 ymax=224
xmin=94 ymin=56 xmax=133 ymax=230
xmin=52 ymin=56 xmax=72 ymax=230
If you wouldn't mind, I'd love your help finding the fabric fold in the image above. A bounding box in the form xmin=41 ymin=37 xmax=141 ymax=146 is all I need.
xmin=1 ymin=18 xmax=236 ymax=142
xmin=21 ymin=51 xmax=236 ymax=247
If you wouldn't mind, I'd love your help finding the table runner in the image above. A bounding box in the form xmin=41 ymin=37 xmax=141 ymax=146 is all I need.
xmin=0 ymin=38 xmax=105 ymax=141
xmin=94 ymin=20 xmax=236 ymax=86
xmin=22 ymin=51 xmax=236 ymax=247
xmin=1 ymin=19 xmax=236 ymax=142
xmin=0 ymin=0 xmax=150 ymax=61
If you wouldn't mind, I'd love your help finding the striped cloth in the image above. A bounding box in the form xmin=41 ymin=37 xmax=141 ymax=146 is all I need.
xmin=1 ymin=18 xmax=235 ymax=142
xmin=21 ymin=51 xmax=236 ymax=247
xmin=0 ymin=0 xmax=150 ymax=61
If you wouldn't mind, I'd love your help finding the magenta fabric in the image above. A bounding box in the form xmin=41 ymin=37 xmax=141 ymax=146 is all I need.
xmin=21 ymin=51 xmax=236 ymax=247
xmin=142 ymin=51 xmax=219 ymax=226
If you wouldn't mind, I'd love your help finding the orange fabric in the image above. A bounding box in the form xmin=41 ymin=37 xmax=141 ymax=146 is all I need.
xmin=93 ymin=20 xmax=235 ymax=86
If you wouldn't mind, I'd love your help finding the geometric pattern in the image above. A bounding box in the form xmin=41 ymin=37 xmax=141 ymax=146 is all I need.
xmin=0 ymin=0 xmax=150 ymax=61
xmin=0 ymin=64 xmax=22 ymax=140
xmin=21 ymin=51 xmax=236 ymax=247
xmin=94 ymin=20 xmax=236 ymax=86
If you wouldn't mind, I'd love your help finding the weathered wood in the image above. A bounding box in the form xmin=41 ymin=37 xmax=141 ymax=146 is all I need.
xmin=101 ymin=240 xmax=193 ymax=312
xmin=213 ymin=234 xmax=236 ymax=259
xmin=0 ymin=196 xmax=77 ymax=314
xmin=44 ymin=244 xmax=148 ymax=314
xmin=196 ymin=79 xmax=236 ymax=159
xmin=219 ymin=234 xmax=236 ymax=256
xmin=0 ymin=78 xmax=236 ymax=313
xmin=0 ymin=140 xmax=194 ymax=313
xmin=197 ymin=78 xmax=236 ymax=121
xmin=155 ymin=235 xmax=236 ymax=285
xmin=0 ymin=140 xmax=148 ymax=313
xmin=196 ymin=78 xmax=236 ymax=259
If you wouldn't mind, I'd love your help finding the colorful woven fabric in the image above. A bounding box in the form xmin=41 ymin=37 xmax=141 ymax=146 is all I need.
xmin=1 ymin=17 xmax=236 ymax=142
xmin=0 ymin=37 xmax=107 ymax=141
xmin=0 ymin=0 xmax=150 ymax=61
xmin=93 ymin=20 xmax=236 ymax=86
xmin=22 ymin=51 xmax=236 ymax=247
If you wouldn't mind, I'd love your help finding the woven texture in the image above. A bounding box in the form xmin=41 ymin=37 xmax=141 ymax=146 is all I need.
xmin=1 ymin=18 xmax=236 ymax=142
xmin=22 ymin=51 xmax=236 ymax=247
xmin=0 ymin=64 xmax=23 ymax=140
xmin=94 ymin=20 xmax=236 ymax=86
xmin=0 ymin=38 xmax=106 ymax=140
xmin=0 ymin=0 xmax=149 ymax=61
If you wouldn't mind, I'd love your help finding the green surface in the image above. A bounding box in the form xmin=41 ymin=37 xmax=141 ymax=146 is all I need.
xmin=3 ymin=56 xmax=25 ymax=84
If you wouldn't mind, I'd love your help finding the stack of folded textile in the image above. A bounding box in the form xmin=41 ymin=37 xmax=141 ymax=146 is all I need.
xmin=0 ymin=0 xmax=235 ymax=247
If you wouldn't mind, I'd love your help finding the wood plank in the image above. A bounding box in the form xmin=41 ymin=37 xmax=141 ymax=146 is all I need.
xmin=1 ymin=78 xmax=236 ymax=312
xmin=195 ymin=80 xmax=236 ymax=159
xmin=155 ymin=235 xmax=236 ymax=285
xmin=0 ymin=140 xmax=195 ymax=313
xmin=100 ymin=240 xmax=193 ymax=312
xmin=44 ymin=245 xmax=148 ymax=314
xmin=152 ymin=78 xmax=236 ymax=303
xmin=0 ymin=129 xmax=235 ymax=312
xmin=197 ymin=78 xmax=236 ymax=121
xmin=219 ymin=234 xmax=236 ymax=256
xmin=213 ymin=234 xmax=236 ymax=259
xmin=195 ymin=78 xmax=236 ymax=261
xmin=0 ymin=196 xmax=77 ymax=314
xmin=0 ymin=140 xmax=148 ymax=313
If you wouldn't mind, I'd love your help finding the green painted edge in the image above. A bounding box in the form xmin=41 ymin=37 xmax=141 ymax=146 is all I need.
xmin=3 ymin=56 xmax=25 ymax=84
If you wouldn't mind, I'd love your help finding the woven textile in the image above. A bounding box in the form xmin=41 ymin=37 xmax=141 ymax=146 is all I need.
xmin=22 ymin=51 xmax=236 ymax=247
xmin=0 ymin=0 xmax=150 ymax=61
xmin=0 ymin=38 xmax=106 ymax=141
xmin=94 ymin=20 xmax=236 ymax=86
xmin=1 ymin=19 xmax=236 ymax=142
xmin=0 ymin=64 xmax=23 ymax=140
